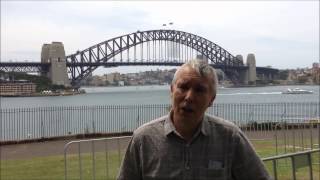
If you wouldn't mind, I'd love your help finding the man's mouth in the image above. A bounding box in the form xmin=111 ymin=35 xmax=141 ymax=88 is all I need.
xmin=181 ymin=106 xmax=193 ymax=113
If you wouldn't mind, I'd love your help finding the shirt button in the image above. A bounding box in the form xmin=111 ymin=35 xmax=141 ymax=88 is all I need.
xmin=185 ymin=165 xmax=190 ymax=170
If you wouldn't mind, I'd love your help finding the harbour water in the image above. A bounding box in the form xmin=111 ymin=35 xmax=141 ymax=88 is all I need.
xmin=0 ymin=85 xmax=318 ymax=108
xmin=0 ymin=85 xmax=319 ymax=141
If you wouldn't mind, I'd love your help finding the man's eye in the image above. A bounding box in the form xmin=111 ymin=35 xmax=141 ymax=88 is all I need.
xmin=195 ymin=86 xmax=206 ymax=93
xmin=178 ymin=84 xmax=188 ymax=91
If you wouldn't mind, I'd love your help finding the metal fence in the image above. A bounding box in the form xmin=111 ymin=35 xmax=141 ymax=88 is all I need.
xmin=64 ymin=136 xmax=132 ymax=180
xmin=262 ymin=149 xmax=320 ymax=180
xmin=1 ymin=102 xmax=319 ymax=142
xmin=64 ymin=136 xmax=320 ymax=180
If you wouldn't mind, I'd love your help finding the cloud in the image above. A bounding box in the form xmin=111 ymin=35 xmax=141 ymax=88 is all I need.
xmin=1 ymin=1 xmax=319 ymax=70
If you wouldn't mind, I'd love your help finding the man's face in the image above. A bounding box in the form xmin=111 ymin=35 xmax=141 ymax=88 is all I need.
xmin=170 ymin=65 xmax=215 ymax=123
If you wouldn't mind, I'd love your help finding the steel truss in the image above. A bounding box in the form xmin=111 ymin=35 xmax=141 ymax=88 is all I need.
xmin=66 ymin=30 xmax=245 ymax=86
xmin=0 ymin=62 xmax=49 ymax=73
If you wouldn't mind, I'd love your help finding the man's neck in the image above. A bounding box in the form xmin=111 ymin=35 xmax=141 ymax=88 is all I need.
xmin=171 ymin=112 xmax=202 ymax=142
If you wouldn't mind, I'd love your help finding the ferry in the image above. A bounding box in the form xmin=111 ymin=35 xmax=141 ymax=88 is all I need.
xmin=282 ymin=88 xmax=313 ymax=94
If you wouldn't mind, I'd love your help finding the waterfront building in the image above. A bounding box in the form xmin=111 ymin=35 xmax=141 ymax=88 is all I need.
xmin=0 ymin=80 xmax=36 ymax=96
xmin=105 ymin=73 xmax=115 ymax=84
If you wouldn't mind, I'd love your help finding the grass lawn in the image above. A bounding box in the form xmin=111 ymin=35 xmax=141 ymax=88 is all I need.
xmin=252 ymin=140 xmax=320 ymax=180
xmin=1 ymin=140 xmax=319 ymax=180
xmin=1 ymin=151 xmax=123 ymax=180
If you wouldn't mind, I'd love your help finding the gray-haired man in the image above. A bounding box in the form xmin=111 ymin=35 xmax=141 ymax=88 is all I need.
xmin=118 ymin=59 xmax=271 ymax=180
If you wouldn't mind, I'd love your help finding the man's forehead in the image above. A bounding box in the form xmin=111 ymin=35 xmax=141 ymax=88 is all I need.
xmin=175 ymin=73 xmax=211 ymax=87
xmin=177 ymin=65 xmax=198 ymax=76
xmin=177 ymin=66 xmax=212 ymax=81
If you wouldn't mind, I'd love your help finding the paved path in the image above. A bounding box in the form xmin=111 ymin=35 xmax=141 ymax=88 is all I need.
xmin=1 ymin=128 xmax=318 ymax=160
xmin=1 ymin=137 xmax=131 ymax=160
xmin=1 ymin=140 xmax=72 ymax=160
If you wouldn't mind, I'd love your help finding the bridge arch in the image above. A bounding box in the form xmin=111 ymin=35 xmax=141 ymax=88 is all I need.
xmin=66 ymin=29 xmax=244 ymax=87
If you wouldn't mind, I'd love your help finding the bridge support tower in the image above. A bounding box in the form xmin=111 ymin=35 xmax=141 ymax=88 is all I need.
xmin=236 ymin=55 xmax=248 ymax=85
xmin=41 ymin=42 xmax=70 ymax=87
xmin=246 ymin=54 xmax=256 ymax=85
xmin=237 ymin=54 xmax=256 ymax=85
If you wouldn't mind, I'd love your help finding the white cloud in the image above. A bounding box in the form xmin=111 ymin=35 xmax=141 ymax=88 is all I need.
xmin=1 ymin=1 xmax=319 ymax=70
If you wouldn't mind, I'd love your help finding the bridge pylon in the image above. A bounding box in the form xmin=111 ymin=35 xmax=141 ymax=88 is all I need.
xmin=234 ymin=54 xmax=257 ymax=85
xmin=236 ymin=55 xmax=248 ymax=85
xmin=41 ymin=42 xmax=70 ymax=87
xmin=246 ymin=53 xmax=257 ymax=85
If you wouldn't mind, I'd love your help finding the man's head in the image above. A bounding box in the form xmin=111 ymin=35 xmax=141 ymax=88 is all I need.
xmin=170 ymin=59 xmax=218 ymax=124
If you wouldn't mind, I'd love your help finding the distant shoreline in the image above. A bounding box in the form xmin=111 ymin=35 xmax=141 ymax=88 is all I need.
xmin=82 ymin=83 xmax=318 ymax=88
xmin=0 ymin=91 xmax=85 ymax=97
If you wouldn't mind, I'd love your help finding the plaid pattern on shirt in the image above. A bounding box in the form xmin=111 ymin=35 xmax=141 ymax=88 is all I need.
xmin=118 ymin=113 xmax=271 ymax=180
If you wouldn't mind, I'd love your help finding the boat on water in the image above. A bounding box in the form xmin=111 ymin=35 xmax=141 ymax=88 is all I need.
xmin=282 ymin=88 xmax=313 ymax=94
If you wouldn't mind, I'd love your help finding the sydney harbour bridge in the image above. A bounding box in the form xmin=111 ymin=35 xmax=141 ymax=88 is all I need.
xmin=0 ymin=29 xmax=278 ymax=88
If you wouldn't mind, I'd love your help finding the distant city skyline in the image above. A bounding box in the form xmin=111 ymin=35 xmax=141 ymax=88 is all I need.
xmin=1 ymin=1 xmax=319 ymax=74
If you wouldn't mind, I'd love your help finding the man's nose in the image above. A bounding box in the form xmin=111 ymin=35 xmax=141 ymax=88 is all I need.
xmin=185 ymin=89 xmax=195 ymax=102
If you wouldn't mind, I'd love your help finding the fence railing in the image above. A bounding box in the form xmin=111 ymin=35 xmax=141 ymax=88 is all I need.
xmin=64 ymin=136 xmax=320 ymax=180
xmin=64 ymin=136 xmax=132 ymax=180
xmin=1 ymin=102 xmax=319 ymax=141
xmin=262 ymin=149 xmax=320 ymax=180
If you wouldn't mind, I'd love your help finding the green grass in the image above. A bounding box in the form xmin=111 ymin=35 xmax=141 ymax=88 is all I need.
xmin=65 ymin=151 xmax=123 ymax=180
xmin=251 ymin=140 xmax=320 ymax=180
xmin=1 ymin=155 xmax=65 ymax=180
xmin=1 ymin=140 xmax=319 ymax=180
xmin=262 ymin=152 xmax=320 ymax=180
xmin=1 ymin=151 xmax=123 ymax=180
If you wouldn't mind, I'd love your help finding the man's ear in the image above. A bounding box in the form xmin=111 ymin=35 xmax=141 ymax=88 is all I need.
xmin=208 ymin=94 xmax=216 ymax=107
xmin=170 ymin=84 xmax=174 ymax=97
xmin=170 ymin=84 xmax=173 ymax=92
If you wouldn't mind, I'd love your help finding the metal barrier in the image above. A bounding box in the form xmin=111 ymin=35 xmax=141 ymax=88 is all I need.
xmin=64 ymin=136 xmax=319 ymax=180
xmin=262 ymin=149 xmax=320 ymax=180
xmin=1 ymin=102 xmax=319 ymax=141
xmin=64 ymin=136 xmax=131 ymax=180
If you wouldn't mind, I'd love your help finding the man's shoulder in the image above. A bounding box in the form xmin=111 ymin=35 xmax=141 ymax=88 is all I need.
xmin=205 ymin=114 xmax=240 ymax=133
xmin=133 ymin=115 xmax=167 ymax=137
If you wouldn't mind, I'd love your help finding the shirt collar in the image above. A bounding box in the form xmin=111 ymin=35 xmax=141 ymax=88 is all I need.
xmin=164 ymin=112 xmax=175 ymax=136
xmin=164 ymin=111 xmax=210 ymax=137
xmin=201 ymin=115 xmax=210 ymax=136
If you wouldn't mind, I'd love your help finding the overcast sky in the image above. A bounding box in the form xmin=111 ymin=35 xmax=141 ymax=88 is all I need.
xmin=1 ymin=1 xmax=319 ymax=74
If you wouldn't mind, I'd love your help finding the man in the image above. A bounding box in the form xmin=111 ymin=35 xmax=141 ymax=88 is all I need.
xmin=118 ymin=59 xmax=271 ymax=180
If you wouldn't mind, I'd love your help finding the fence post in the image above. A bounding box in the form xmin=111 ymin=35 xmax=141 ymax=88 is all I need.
xmin=64 ymin=142 xmax=68 ymax=180
xmin=291 ymin=156 xmax=296 ymax=180
xmin=310 ymin=121 xmax=313 ymax=150
xmin=293 ymin=130 xmax=296 ymax=152
xmin=105 ymin=139 xmax=110 ymax=180
xmin=136 ymin=105 xmax=140 ymax=128
xmin=92 ymin=106 xmax=96 ymax=134
xmin=272 ymin=160 xmax=278 ymax=180
xmin=307 ymin=153 xmax=313 ymax=180
xmin=79 ymin=142 xmax=82 ymax=180
xmin=117 ymin=138 xmax=121 ymax=167
xmin=40 ymin=107 xmax=44 ymax=139
xmin=281 ymin=103 xmax=287 ymax=154
xmin=92 ymin=141 xmax=96 ymax=180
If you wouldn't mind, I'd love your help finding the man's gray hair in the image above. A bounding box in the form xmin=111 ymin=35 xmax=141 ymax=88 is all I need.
xmin=172 ymin=59 xmax=218 ymax=96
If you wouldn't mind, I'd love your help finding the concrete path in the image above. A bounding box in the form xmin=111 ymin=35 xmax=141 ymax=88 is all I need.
xmin=1 ymin=137 xmax=131 ymax=160
xmin=1 ymin=128 xmax=318 ymax=160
